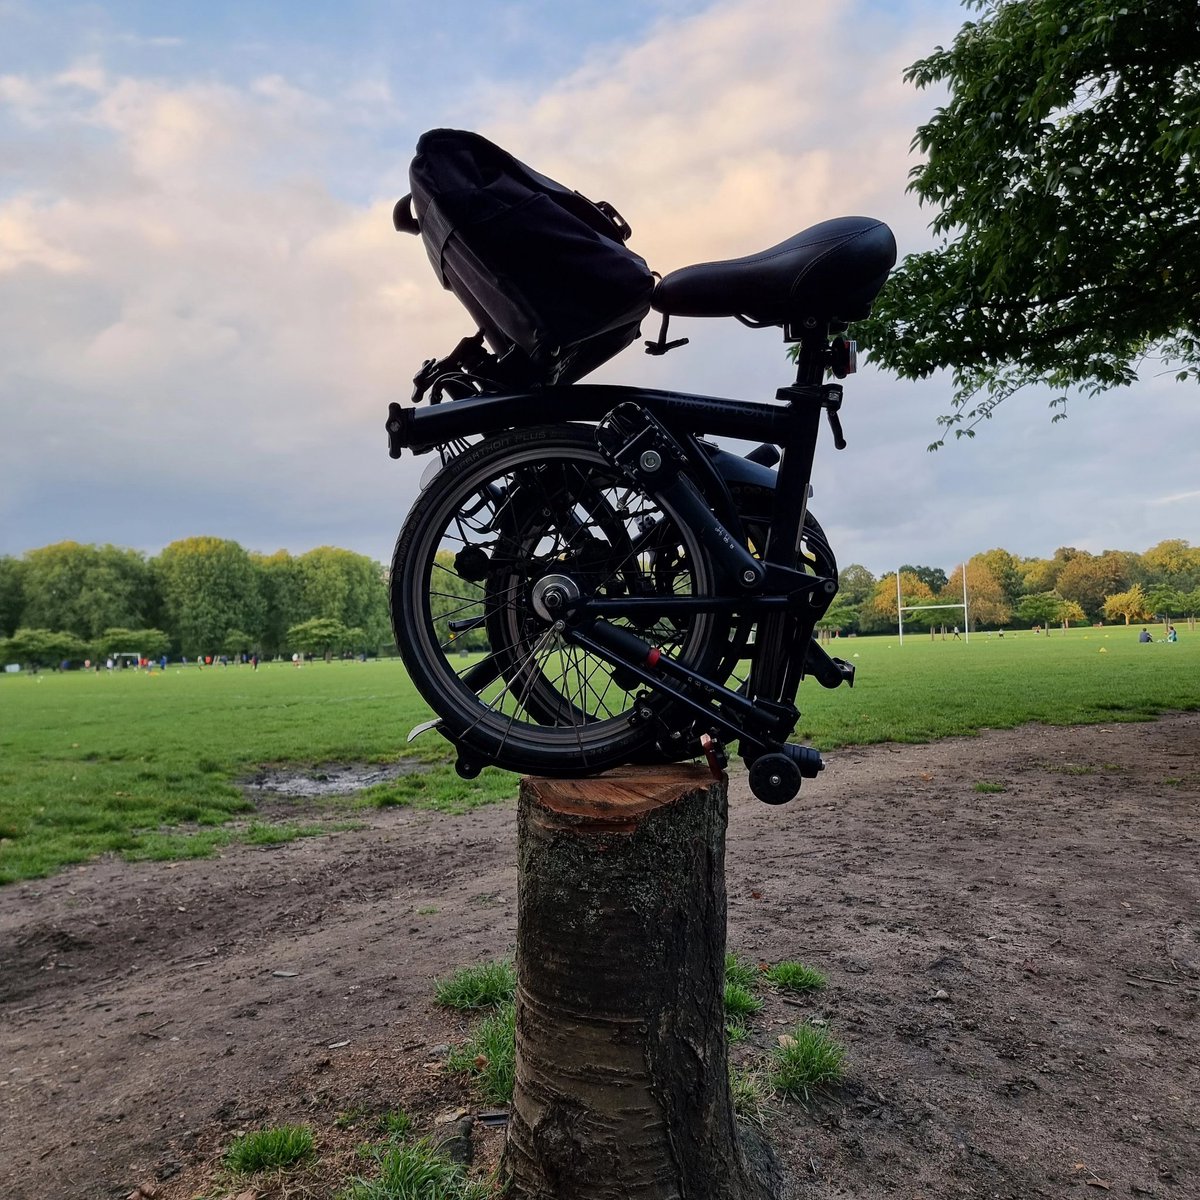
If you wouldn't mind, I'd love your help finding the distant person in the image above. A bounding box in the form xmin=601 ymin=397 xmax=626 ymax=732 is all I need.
xmin=1138 ymin=628 xmax=1152 ymax=643
xmin=952 ymin=625 xmax=961 ymax=639
xmin=251 ymin=652 xmax=259 ymax=670
xmin=1167 ymin=626 xmax=1178 ymax=643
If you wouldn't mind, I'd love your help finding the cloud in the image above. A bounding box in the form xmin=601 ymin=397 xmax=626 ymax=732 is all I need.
xmin=480 ymin=0 xmax=946 ymax=268
xmin=1147 ymin=489 xmax=1200 ymax=507
xmin=2 ymin=0 xmax=1195 ymax=577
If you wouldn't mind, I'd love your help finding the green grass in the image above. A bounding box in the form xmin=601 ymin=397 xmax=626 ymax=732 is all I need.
xmin=0 ymin=659 xmax=518 ymax=882
xmin=446 ymin=1002 xmax=517 ymax=1105
xmin=797 ymin=625 xmax=1199 ymax=748
xmin=724 ymin=980 xmax=764 ymax=1025
xmin=729 ymin=1065 xmax=774 ymax=1128
xmin=434 ymin=959 xmax=516 ymax=1011
xmin=2 ymin=626 xmax=1197 ymax=881
xmin=770 ymin=1022 xmax=847 ymax=1101
xmin=763 ymin=960 xmax=827 ymax=993
xmin=973 ymin=781 xmax=1007 ymax=794
xmin=225 ymin=1124 xmax=315 ymax=1173
xmin=338 ymin=1137 xmax=491 ymax=1200
xmin=724 ymin=951 xmax=760 ymax=991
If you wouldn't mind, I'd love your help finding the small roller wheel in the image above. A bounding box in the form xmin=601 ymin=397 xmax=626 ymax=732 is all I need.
xmin=748 ymin=752 xmax=801 ymax=805
xmin=455 ymin=755 xmax=482 ymax=780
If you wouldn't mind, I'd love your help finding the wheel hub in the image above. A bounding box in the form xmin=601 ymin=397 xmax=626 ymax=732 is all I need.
xmin=531 ymin=573 xmax=581 ymax=622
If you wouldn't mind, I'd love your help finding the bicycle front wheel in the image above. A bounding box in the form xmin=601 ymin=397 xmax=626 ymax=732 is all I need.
xmin=391 ymin=426 xmax=727 ymax=776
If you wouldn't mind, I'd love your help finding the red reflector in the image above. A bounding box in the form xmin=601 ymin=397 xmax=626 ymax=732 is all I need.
xmin=645 ymin=647 xmax=662 ymax=668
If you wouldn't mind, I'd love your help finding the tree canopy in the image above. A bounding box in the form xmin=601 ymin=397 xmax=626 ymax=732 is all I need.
xmin=858 ymin=0 xmax=1200 ymax=444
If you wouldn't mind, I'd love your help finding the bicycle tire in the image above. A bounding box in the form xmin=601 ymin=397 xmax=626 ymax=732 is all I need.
xmin=391 ymin=426 xmax=728 ymax=776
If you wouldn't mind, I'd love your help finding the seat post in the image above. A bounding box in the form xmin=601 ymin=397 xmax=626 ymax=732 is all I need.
xmin=791 ymin=325 xmax=828 ymax=387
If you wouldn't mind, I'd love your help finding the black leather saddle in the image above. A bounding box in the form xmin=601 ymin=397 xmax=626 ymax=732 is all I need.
xmin=652 ymin=216 xmax=896 ymax=328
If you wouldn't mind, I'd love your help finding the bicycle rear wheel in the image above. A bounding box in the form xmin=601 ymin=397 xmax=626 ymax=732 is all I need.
xmin=391 ymin=426 xmax=727 ymax=776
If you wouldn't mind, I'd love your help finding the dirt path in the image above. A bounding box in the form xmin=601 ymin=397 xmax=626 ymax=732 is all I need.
xmin=2 ymin=715 xmax=1198 ymax=1199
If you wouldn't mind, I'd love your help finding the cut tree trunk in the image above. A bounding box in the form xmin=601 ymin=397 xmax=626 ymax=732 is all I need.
xmin=502 ymin=765 xmax=778 ymax=1200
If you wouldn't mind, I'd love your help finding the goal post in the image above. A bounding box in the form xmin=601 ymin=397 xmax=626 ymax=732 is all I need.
xmin=896 ymin=565 xmax=970 ymax=645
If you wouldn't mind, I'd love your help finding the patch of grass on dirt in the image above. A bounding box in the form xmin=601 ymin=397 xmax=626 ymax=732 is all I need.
xmin=338 ymin=1136 xmax=492 ymax=1200
xmin=724 ymin=981 xmax=764 ymax=1025
xmin=764 ymin=960 xmax=827 ymax=993
xmin=225 ymin=1124 xmax=315 ymax=1173
xmin=434 ymin=959 xmax=516 ymax=1010
xmin=376 ymin=1110 xmax=413 ymax=1140
xmin=729 ymin=1065 xmax=774 ymax=1128
xmin=770 ymin=1022 xmax=847 ymax=1101
xmin=973 ymin=781 xmax=1007 ymax=793
xmin=724 ymin=951 xmax=761 ymax=990
xmin=447 ymin=1002 xmax=516 ymax=1105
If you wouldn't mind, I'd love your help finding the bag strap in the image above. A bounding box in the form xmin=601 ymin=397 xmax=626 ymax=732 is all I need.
xmin=393 ymin=194 xmax=420 ymax=235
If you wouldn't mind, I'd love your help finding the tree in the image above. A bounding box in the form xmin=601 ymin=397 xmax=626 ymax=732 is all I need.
xmin=154 ymin=537 xmax=266 ymax=656
xmin=1021 ymin=557 xmax=1061 ymax=595
xmin=857 ymin=0 xmax=1200 ymax=444
xmin=1 ymin=627 xmax=88 ymax=668
xmin=221 ymin=628 xmax=256 ymax=657
xmin=1102 ymin=587 xmax=1149 ymax=626
xmin=899 ymin=563 xmax=948 ymax=593
xmin=94 ymin=627 xmax=171 ymax=659
xmin=1145 ymin=584 xmax=1186 ymax=628
xmin=286 ymin=617 xmax=351 ymax=660
xmin=1141 ymin=539 xmax=1200 ymax=590
xmin=1056 ymin=551 xmax=1130 ymax=621
xmin=252 ymin=550 xmax=304 ymax=658
xmin=946 ymin=559 xmax=1011 ymax=629
xmin=862 ymin=570 xmax=936 ymax=632
xmin=815 ymin=601 xmax=858 ymax=635
xmin=0 ymin=556 xmax=24 ymax=637
xmin=1059 ymin=600 xmax=1088 ymax=629
xmin=20 ymin=542 xmax=157 ymax=640
xmin=837 ymin=563 xmax=877 ymax=607
xmin=295 ymin=547 xmax=391 ymax=651
xmin=975 ymin=548 xmax=1025 ymax=608
xmin=1016 ymin=591 xmax=1066 ymax=630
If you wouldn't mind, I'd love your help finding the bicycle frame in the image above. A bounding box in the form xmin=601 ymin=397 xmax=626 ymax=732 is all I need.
xmin=387 ymin=327 xmax=849 ymax=779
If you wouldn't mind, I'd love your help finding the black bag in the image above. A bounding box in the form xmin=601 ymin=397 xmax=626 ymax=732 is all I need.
xmin=395 ymin=129 xmax=655 ymax=386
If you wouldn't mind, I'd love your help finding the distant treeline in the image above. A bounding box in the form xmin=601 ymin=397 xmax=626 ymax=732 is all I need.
xmin=832 ymin=542 xmax=1200 ymax=635
xmin=0 ymin=538 xmax=391 ymax=667
xmin=3 ymin=537 xmax=1199 ymax=669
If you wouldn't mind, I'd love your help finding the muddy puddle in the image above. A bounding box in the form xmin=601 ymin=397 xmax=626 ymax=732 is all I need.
xmin=241 ymin=759 xmax=430 ymax=799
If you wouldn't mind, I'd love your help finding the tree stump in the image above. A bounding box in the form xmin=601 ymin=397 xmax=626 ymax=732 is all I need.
xmin=502 ymin=764 xmax=778 ymax=1200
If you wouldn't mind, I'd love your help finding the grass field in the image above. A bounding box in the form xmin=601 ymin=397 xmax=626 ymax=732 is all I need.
xmin=1 ymin=626 xmax=1196 ymax=882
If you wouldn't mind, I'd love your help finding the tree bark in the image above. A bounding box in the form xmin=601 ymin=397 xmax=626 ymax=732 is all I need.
xmin=502 ymin=765 xmax=777 ymax=1200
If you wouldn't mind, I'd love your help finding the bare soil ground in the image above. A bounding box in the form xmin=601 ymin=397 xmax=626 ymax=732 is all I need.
xmin=2 ymin=714 xmax=1198 ymax=1200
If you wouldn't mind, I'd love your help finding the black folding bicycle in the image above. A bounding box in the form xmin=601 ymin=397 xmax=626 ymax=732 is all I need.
xmin=386 ymin=212 xmax=897 ymax=805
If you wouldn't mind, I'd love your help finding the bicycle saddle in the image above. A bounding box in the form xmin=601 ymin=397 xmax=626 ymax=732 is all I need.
xmin=651 ymin=216 xmax=896 ymax=327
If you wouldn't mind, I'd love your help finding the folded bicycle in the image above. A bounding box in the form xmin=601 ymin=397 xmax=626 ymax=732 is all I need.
xmin=385 ymin=130 xmax=896 ymax=805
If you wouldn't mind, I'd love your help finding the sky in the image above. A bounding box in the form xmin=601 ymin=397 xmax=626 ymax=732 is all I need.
xmin=2 ymin=0 xmax=1196 ymax=579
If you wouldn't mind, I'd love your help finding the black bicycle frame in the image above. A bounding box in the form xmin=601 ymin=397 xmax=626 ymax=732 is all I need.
xmin=387 ymin=333 xmax=843 ymax=726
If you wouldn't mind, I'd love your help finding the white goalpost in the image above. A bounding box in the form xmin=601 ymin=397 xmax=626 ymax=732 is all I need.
xmin=896 ymin=565 xmax=970 ymax=645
